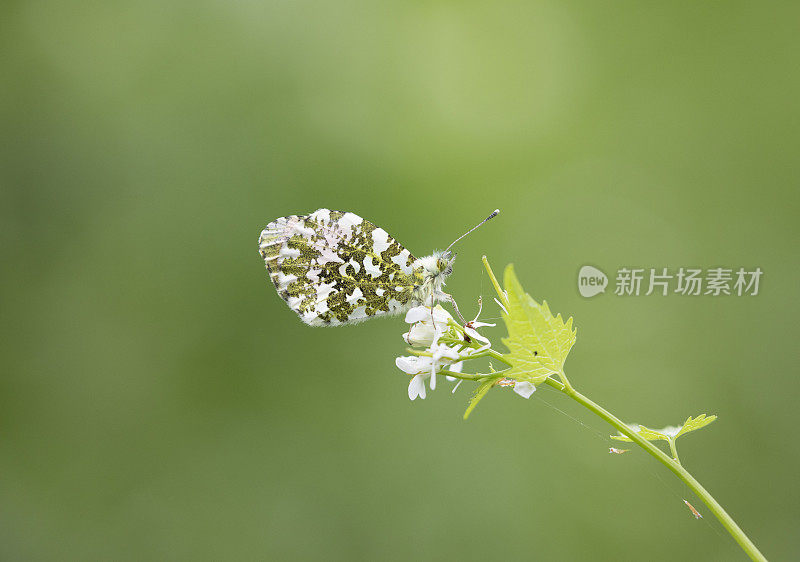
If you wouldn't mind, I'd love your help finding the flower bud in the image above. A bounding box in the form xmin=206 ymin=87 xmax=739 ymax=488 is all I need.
xmin=403 ymin=322 xmax=436 ymax=347
xmin=402 ymin=305 xmax=455 ymax=348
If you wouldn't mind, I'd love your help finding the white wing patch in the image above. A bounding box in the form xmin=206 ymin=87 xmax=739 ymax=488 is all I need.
xmin=371 ymin=228 xmax=391 ymax=253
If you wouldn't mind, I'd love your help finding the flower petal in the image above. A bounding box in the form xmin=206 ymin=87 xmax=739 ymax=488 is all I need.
xmin=513 ymin=381 xmax=536 ymax=399
xmin=404 ymin=323 xmax=436 ymax=347
xmin=430 ymin=346 xmax=461 ymax=373
xmin=431 ymin=305 xmax=454 ymax=324
xmin=396 ymin=356 xmax=430 ymax=375
xmin=395 ymin=356 xmax=415 ymax=374
xmin=404 ymin=306 xmax=429 ymax=324
xmin=464 ymin=326 xmax=490 ymax=344
xmin=408 ymin=374 xmax=427 ymax=400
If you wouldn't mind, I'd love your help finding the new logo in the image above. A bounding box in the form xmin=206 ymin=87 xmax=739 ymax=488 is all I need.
xmin=578 ymin=265 xmax=608 ymax=298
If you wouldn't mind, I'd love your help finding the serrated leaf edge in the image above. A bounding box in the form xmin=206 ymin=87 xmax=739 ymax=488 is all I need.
xmin=611 ymin=415 xmax=717 ymax=442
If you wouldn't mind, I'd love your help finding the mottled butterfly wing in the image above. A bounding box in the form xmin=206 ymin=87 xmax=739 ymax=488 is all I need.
xmin=259 ymin=209 xmax=423 ymax=326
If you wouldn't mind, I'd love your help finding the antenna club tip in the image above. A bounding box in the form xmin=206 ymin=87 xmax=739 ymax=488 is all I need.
xmin=488 ymin=209 xmax=500 ymax=219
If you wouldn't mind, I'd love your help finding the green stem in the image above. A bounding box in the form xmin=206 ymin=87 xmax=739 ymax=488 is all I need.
xmin=557 ymin=368 xmax=574 ymax=392
xmin=478 ymin=256 xmax=764 ymax=558
xmin=668 ymin=438 xmax=681 ymax=464
xmin=544 ymin=379 xmax=767 ymax=562
xmin=486 ymin=349 xmax=512 ymax=366
xmin=459 ymin=350 xmax=498 ymax=362
xmin=482 ymin=255 xmax=508 ymax=305
xmin=438 ymin=369 xmax=485 ymax=381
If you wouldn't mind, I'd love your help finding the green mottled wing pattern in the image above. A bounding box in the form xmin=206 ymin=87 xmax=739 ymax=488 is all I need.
xmin=258 ymin=209 xmax=424 ymax=326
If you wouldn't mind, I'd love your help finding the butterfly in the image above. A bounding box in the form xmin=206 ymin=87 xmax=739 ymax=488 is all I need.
xmin=258 ymin=208 xmax=498 ymax=326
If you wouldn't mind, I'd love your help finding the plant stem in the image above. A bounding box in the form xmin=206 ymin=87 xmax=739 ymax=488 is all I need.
xmin=438 ymin=368 xmax=485 ymax=381
xmin=544 ymin=379 xmax=767 ymax=562
xmin=668 ymin=438 xmax=681 ymax=464
xmin=486 ymin=348 xmax=511 ymax=365
xmin=482 ymin=255 xmax=507 ymax=305
xmin=477 ymin=257 xmax=765 ymax=559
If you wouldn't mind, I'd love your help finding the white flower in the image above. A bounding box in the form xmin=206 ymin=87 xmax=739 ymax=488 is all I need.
xmin=399 ymin=305 xmax=461 ymax=398
xmin=512 ymin=381 xmax=536 ymax=399
xmin=463 ymin=322 xmax=494 ymax=344
xmin=395 ymin=303 xmax=495 ymax=401
xmin=395 ymin=353 xmax=462 ymax=400
xmin=462 ymin=297 xmax=495 ymax=345
xmin=395 ymin=310 xmax=465 ymax=400
xmin=395 ymin=356 xmax=433 ymax=400
xmin=405 ymin=305 xmax=453 ymax=325
xmin=403 ymin=323 xmax=436 ymax=348
xmin=427 ymin=336 xmax=460 ymax=390
xmin=402 ymin=305 xmax=454 ymax=347
xmin=445 ymin=361 xmax=464 ymax=393
xmin=395 ymin=355 xmax=432 ymax=375
xmin=408 ymin=373 xmax=428 ymax=400
xmin=395 ymin=340 xmax=462 ymax=401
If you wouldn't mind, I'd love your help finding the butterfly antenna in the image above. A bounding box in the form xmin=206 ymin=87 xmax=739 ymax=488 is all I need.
xmin=444 ymin=209 xmax=500 ymax=253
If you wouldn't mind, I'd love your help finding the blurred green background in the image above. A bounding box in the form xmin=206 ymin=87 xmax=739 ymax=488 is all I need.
xmin=2 ymin=1 xmax=798 ymax=560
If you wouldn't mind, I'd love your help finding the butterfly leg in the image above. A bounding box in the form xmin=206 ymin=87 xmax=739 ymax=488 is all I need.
xmin=437 ymin=291 xmax=467 ymax=324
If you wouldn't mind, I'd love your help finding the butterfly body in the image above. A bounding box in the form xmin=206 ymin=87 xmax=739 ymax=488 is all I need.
xmin=258 ymin=209 xmax=455 ymax=326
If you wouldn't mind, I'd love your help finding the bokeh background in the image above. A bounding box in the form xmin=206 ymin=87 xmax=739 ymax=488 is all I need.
xmin=2 ymin=2 xmax=798 ymax=560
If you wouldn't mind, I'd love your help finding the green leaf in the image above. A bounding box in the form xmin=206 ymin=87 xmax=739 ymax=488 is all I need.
xmin=463 ymin=379 xmax=496 ymax=420
xmin=611 ymin=415 xmax=717 ymax=442
xmin=500 ymin=264 xmax=577 ymax=385
xmin=675 ymin=414 xmax=717 ymax=438
xmin=610 ymin=424 xmax=671 ymax=442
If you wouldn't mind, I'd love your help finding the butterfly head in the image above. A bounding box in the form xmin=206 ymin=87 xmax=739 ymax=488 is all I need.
xmin=437 ymin=250 xmax=456 ymax=277
xmin=435 ymin=250 xmax=456 ymax=278
xmin=416 ymin=251 xmax=456 ymax=282
xmin=412 ymin=209 xmax=500 ymax=303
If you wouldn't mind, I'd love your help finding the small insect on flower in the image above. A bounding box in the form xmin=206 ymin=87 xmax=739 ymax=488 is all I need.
xmin=684 ymin=500 xmax=703 ymax=519
xmin=258 ymin=209 xmax=499 ymax=326
xmin=608 ymin=447 xmax=630 ymax=454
